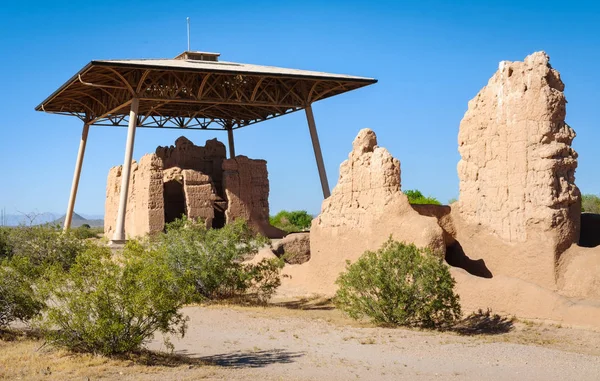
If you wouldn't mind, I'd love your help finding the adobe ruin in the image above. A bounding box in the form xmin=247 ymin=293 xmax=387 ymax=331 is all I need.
xmin=285 ymin=128 xmax=446 ymax=294
xmin=104 ymin=137 xmax=284 ymax=239
xmin=457 ymin=51 xmax=581 ymax=261
xmin=282 ymin=52 xmax=600 ymax=328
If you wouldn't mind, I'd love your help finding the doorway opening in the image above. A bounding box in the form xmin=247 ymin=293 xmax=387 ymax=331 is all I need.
xmin=212 ymin=201 xmax=226 ymax=229
xmin=164 ymin=180 xmax=187 ymax=224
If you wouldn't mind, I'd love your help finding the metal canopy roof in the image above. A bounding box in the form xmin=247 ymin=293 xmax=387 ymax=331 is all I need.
xmin=36 ymin=51 xmax=377 ymax=130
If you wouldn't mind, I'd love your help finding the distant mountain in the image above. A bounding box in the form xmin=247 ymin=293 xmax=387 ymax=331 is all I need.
xmin=52 ymin=213 xmax=104 ymax=228
xmin=0 ymin=211 xmax=104 ymax=228
xmin=1 ymin=212 xmax=58 ymax=226
xmin=79 ymin=214 xmax=105 ymax=221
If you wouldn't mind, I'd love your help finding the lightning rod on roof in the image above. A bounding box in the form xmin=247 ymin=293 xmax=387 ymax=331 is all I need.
xmin=187 ymin=17 xmax=191 ymax=51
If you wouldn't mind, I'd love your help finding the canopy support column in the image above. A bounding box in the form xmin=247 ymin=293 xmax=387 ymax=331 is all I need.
xmin=111 ymin=98 xmax=139 ymax=243
xmin=227 ymin=126 xmax=235 ymax=159
xmin=63 ymin=122 xmax=90 ymax=231
xmin=304 ymin=105 xmax=331 ymax=198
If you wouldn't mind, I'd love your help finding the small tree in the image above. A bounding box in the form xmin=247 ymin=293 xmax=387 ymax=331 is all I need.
xmin=335 ymin=239 xmax=461 ymax=328
xmin=404 ymin=189 xmax=442 ymax=205
xmin=270 ymin=210 xmax=313 ymax=232
xmin=582 ymin=194 xmax=600 ymax=214
xmin=39 ymin=242 xmax=192 ymax=355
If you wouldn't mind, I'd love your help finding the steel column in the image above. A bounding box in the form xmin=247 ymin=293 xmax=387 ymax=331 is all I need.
xmin=63 ymin=122 xmax=90 ymax=230
xmin=111 ymin=98 xmax=139 ymax=242
xmin=227 ymin=127 xmax=236 ymax=159
xmin=304 ymin=105 xmax=331 ymax=198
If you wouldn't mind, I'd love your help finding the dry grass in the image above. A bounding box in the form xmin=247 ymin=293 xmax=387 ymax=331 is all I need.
xmin=0 ymin=330 xmax=221 ymax=381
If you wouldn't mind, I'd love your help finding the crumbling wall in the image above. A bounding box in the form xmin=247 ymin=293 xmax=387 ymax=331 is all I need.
xmin=278 ymin=53 xmax=600 ymax=328
xmin=289 ymin=129 xmax=444 ymax=294
xmin=223 ymin=156 xmax=284 ymax=238
xmin=156 ymin=137 xmax=226 ymax=197
xmin=106 ymin=137 xmax=281 ymax=238
xmin=457 ymin=51 xmax=580 ymax=257
xmin=104 ymin=154 xmax=164 ymax=239
xmin=104 ymin=165 xmax=122 ymax=239
xmin=447 ymin=52 xmax=598 ymax=320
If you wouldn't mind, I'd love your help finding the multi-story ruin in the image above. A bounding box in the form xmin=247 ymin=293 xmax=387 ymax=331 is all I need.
xmin=104 ymin=137 xmax=284 ymax=239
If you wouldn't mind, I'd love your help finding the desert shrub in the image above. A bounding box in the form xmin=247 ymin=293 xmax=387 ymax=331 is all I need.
xmin=39 ymin=241 xmax=192 ymax=355
xmin=158 ymin=217 xmax=283 ymax=303
xmin=2 ymin=225 xmax=88 ymax=278
xmin=270 ymin=210 xmax=313 ymax=233
xmin=0 ymin=227 xmax=11 ymax=259
xmin=582 ymin=194 xmax=600 ymax=214
xmin=71 ymin=225 xmax=103 ymax=240
xmin=0 ymin=264 xmax=44 ymax=328
xmin=404 ymin=189 xmax=442 ymax=205
xmin=335 ymin=239 xmax=461 ymax=328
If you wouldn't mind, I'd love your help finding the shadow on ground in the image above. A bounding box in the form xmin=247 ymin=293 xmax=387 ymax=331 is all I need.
xmin=453 ymin=309 xmax=514 ymax=335
xmin=191 ymin=349 xmax=304 ymax=368
xmin=272 ymin=297 xmax=335 ymax=311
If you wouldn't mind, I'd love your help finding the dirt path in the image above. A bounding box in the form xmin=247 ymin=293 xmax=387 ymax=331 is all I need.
xmin=142 ymin=303 xmax=600 ymax=381
xmin=4 ymin=302 xmax=600 ymax=380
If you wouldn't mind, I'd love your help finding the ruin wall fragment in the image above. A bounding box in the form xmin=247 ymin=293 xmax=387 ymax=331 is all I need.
xmin=457 ymin=51 xmax=580 ymax=258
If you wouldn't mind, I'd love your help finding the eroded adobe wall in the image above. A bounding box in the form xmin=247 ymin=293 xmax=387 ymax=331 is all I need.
xmin=182 ymin=170 xmax=217 ymax=227
xmin=106 ymin=137 xmax=281 ymax=238
xmin=285 ymin=129 xmax=444 ymax=294
xmin=457 ymin=52 xmax=580 ymax=257
xmin=104 ymin=154 xmax=164 ymax=238
xmin=223 ymin=156 xmax=284 ymax=238
xmin=156 ymin=137 xmax=227 ymax=197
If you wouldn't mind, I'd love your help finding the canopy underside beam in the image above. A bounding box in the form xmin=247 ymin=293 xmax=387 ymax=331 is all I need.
xmin=37 ymin=65 xmax=368 ymax=130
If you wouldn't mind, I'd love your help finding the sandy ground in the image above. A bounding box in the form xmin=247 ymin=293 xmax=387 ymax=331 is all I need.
xmin=148 ymin=302 xmax=600 ymax=381
xmin=3 ymin=301 xmax=600 ymax=380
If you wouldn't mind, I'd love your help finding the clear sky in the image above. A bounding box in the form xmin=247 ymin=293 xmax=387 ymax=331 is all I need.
xmin=0 ymin=0 xmax=598 ymax=217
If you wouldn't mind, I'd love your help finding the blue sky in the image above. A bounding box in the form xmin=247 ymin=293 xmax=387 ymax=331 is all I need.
xmin=1 ymin=0 xmax=599 ymax=217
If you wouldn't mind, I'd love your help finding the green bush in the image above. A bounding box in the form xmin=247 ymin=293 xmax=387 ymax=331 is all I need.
xmin=582 ymin=194 xmax=600 ymax=214
xmin=39 ymin=241 xmax=192 ymax=355
xmin=270 ymin=210 xmax=313 ymax=233
xmin=335 ymin=239 xmax=461 ymax=328
xmin=0 ymin=264 xmax=44 ymax=328
xmin=0 ymin=227 xmax=10 ymax=259
xmin=404 ymin=189 xmax=442 ymax=205
xmin=71 ymin=225 xmax=103 ymax=240
xmin=158 ymin=217 xmax=283 ymax=303
xmin=2 ymin=225 xmax=88 ymax=278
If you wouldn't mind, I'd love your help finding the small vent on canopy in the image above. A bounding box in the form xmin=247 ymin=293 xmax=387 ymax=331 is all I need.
xmin=174 ymin=51 xmax=220 ymax=62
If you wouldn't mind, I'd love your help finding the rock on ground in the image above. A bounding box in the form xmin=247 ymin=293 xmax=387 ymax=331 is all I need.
xmin=273 ymin=233 xmax=311 ymax=264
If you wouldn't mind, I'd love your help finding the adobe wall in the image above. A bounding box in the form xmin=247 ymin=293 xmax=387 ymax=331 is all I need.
xmin=105 ymin=137 xmax=282 ymax=238
xmin=156 ymin=137 xmax=226 ymax=198
xmin=104 ymin=154 xmax=164 ymax=239
xmin=457 ymin=52 xmax=580 ymax=258
xmin=284 ymin=129 xmax=445 ymax=294
xmin=223 ymin=156 xmax=285 ymax=238
xmin=280 ymin=52 xmax=600 ymax=329
xmin=162 ymin=167 xmax=217 ymax=228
